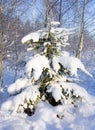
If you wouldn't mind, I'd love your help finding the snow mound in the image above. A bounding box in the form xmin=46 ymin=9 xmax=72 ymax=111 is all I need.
xmin=1 ymin=95 xmax=95 ymax=130
xmin=52 ymin=57 xmax=60 ymax=72
xmin=47 ymin=83 xmax=65 ymax=102
xmin=8 ymin=78 xmax=30 ymax=95
xmin=47 ymin=81 xmax=91 ymax=105
xmin=1 ymin=85 xmax=40 ymax=112
xmin=52 ymin=52 xmax=92 ymax=77
xmin=56 ymin=52 xmax=92 ymax=77
xmin=22 ymin=32 xmax=40 ymax=44
xmin=26 ymin=54 xmax=50 ymax=80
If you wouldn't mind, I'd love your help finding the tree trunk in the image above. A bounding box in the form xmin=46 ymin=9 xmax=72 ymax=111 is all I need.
xmin=59 ymin=0 xmax=62 ymax=22
xmin=0 ymin=1 xmax=3 ymax=79
xmin=76 ymin=0 xmax=86 ymax=59
xmin=0 ymin=54 xmax=2 ymax=79
xmin=45 ymin=0 xmax=49 ymax=27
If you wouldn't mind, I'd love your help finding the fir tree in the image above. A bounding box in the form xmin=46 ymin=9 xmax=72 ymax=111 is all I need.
xmin=1 ymin=21 xmax=92 ymax=116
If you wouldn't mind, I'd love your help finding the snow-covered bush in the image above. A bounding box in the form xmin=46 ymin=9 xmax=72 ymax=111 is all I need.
xmin=1 ymin=21 xmax=92 ymax=116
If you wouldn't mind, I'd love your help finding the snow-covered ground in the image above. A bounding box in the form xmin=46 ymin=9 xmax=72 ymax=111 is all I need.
xmin=0 ymin=49 xmax=95 ymax=130
xmin=0 ymin=97 xmax=95 ymax=130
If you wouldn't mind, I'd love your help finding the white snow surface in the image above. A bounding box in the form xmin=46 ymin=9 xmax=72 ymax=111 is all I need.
xmin=25 ymin=54 xmax=50 ymax=80
xmin=22 ymin=32 xmax=40 ymax=44
xmin=47 ymin=83 xmax=64 ymax=102
xmin=21 ymin=23 xmax=75 ymax=45
xmin=1 ymin=85 xmax=40 ymax=112
xmin=52 ymin=52 xmax=92 ymax=77
xmin=52 ymin=56 xmax=60 ymax=72
xmin=7 ymin=78 xmax=30 ymax=94
xmin=1 ymin=71 xmax=95 ymax=130
xmin=0 ymin=93 xmax=95 ymax=130
xmin=51 ymin=21 xmax=60 ymax=26
xmin=59 ymin=52 xmax=92 ymax=77
xmin=25 ymin=52 xmax=92 ymax=82
xmin=0 ymin=51 xmax=95 ymax=130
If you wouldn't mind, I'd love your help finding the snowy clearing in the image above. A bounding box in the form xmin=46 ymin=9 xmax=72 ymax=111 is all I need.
xmin=0 ymin=21 xmax=95 ymax=130
xmin=0 ymin=52 xmax=95 ymax=130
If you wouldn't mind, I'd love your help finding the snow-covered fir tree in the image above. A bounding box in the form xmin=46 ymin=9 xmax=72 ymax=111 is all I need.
xmin=1 ymin=21 xmax=92 ymax=116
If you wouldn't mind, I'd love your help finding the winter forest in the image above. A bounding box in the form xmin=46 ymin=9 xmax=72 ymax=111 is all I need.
xmin=0 ymin=0 xmax=95 ymax=130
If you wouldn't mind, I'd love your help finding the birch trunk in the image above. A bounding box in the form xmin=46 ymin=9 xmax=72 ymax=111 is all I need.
xmin=76 ymin=0 xmax=86 ymax=59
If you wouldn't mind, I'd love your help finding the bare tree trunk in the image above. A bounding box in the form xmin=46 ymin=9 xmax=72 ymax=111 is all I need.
xmin=59 ymin=0 xmax=62 ymax=22
xmin=0 ymin=1 xmax=4 ymax=79
xmin=45 ymin=0 xmax=49 ymax=27
xmin=0 ymin=55 xmax=2 ymax=79
xmin=13 ymin=4 xmax=19 ymax=82
xmin=76 ymin=0 xmax=86 ymax=59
